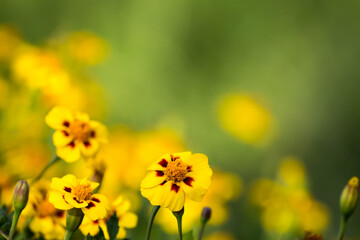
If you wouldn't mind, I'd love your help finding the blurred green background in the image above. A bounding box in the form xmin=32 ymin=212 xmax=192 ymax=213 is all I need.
xmin=1 ymin=0 xmax=360 ymax=239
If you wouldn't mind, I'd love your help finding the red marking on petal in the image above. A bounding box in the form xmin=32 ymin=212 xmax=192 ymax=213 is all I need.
xmin=68 ymin=141 xmax=76 ymax=148
xmin=156 ymin=171 xmax=164 ymax=177
xmin=64 ymin=187 xmax=72 ymax=193
xmin=62 ymin=195 xmax=69 ymax=204
xmin=160 ymin=180 xmax=167 ymax=186
xmin=73 ymin=197 xmax=83 ymax=204
xmin=90 ymin=131 xmax=96 ymax=138
xmin=63 ymin=121 xmax=70 ymax=127
xmin=158 ymin=159 xmax=168 ymax=168
xmin=86 ymin=202 xmax=96 ymax=209
xmin=63 ymin=130 xmax=70 ymax=137
xmin=171 ymin=184 xmax=180 ymax=193
xmin=170 ymin=155 xmax=179 ymax=161
xmin=83 ymin=141 xmax=91 ymax=147
xmin=56 ymin=210 xmax=65 ymax=217
xmin=186 ymin=166 xmax=192 ymax=172
xmin=92 ymin=197 xmax=100 ymax=203
xmin=183 ymin=177 xmax=194 ymax=187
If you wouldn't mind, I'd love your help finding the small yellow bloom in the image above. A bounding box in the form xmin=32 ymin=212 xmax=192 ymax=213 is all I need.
xmin=45 ymin=106 xmax=107 ymax=162
xmin=81 ymin=196 xmax=138 ymax=239
xmin=49 ymin=174 xmax=110 ymax=221
xmin=140 ymin=152 xmax=212 ymax=212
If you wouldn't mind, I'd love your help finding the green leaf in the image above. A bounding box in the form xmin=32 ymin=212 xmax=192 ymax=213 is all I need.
xmin=85 ymin=233 xmax=94 ymax=240
xmin=106 ymin=212 xmax=119 ymax=240
xmin=97 ymin=226 xmax=106 ymax=240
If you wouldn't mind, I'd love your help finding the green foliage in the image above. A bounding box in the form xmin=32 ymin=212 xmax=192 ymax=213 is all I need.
xmin=106 ymin=212 xmax=119 ymax=240
xmin=0 ymin=205 xmax=12 ymax=239
xmin=183 ymin=230 xmax=194 ymax=240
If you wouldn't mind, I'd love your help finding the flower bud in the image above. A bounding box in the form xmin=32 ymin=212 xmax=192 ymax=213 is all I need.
xmin=340 ymin=176 xmax=359 ymax=220
xmin=200 ymin=207 xmax=212 ymax=224
xmin=66 ymin=208 xmax=84 ymax=232
xmin=12 ymin=180 xmax=29 ymax=212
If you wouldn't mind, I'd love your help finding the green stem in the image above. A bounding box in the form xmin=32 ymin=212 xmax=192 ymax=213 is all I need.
xmin=198 ymin=222 xmax=206 ymax=240
xmin=337 ymin=216 xmax=347 ymax=240
xmin=145 ymin=205 xmax=160 ymax=240
xmin=173 ymin=208 xmax=184 ymax=240
xmin=0 ymin=229 xmax=8 ymax=239
xmin=64 ymin=230 xmax=74 ymax=240
xmin=31 ymin=156 xmax=60 ymax=184
xmin=8 ymin=210 xmax=20 ymax=240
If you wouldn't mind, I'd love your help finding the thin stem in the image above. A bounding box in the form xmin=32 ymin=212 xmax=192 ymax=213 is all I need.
xmin=64 ymin=230 xmax=74 ymax=240
xmin=145 ymin=205 xmax=160 ymax=240
xmin=31 ymin=156 xmax=60 ymax=184
xmin=0 ymin=229 xmax=8 ymax=239
xmin=8 ymin=210 xmax=20 ymax=240
xmin=198 ymin=223 xmax=205 ymax=240
xmin=176 ymin=214 xmax=183 ymax=240
xmin=337 ymin=216 xmax=347 ymax=240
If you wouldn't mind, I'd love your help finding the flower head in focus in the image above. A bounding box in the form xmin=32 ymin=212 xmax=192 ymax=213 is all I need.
xmin=49 ymin=174 xmax=110 ymax=220
xmin=45 ymin=106 xmax=107 ymax=162
xmin=140 ymin=152 xmax=212 ymax=212
xmin=81 ymin=196 xmax=138 ymax=239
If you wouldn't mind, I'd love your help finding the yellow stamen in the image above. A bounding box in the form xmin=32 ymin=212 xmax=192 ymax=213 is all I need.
xmin=165 ymin=159 xmax=188 ymax=182
xmin=73 ymin=183 xmax=92 ymax=201
xmin=69 ymin=120 xmax=91 ymax=142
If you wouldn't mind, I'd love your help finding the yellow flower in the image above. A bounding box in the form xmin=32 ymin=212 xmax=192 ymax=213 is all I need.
xmin=218 ymin=94 xmax=273 ymax=144
xmin=0 ymin=24 xmax=22 ymax=61
xmin=140 ymin=152 xmax=212 ymax=212
xmin=49 ymin=174 xmax=110 ymax=220
xmin=81 ymin=196 xmax=138 ymax=239
xmin=45 ymin=106 xmax=107 ymax=162
xmin=23 ymin=180 xmax=66 ymax=239
xmin=204 ymin=231 xmax=236 ymax=240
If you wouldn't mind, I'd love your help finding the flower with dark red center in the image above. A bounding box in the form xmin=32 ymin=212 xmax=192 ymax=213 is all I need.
xmin=140 ymin=152 xmax=212 ymax=212
xmin=45 ymin=106 xmax=107 ymax=162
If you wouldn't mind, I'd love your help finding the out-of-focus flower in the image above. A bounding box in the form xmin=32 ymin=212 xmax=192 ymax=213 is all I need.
xmin=0 ymin=169 xmax=15 ymax=205
xmin=0 ymin=77 xmax=9 ymax=109
xmin=49 ymin=174 xmax=110 ymax=220
xmin=250 ymin=157 xmax=329 ymax=235
xmin=45 ymin=106 xmax=107 ymax=162
xmin=65 ymin=32 xmax=108 ymax=65
xmin=304 ymin=231 xmax=323 ymax=240
xmin=81 ymin=196 xmax=138 ymax=239
xmin=218 ymin=94 xmax=273 ymax=144
xmin=203 ymin=231 xmax=236 ymax=240
xmin=0 ymin=25 xmax=22 ymax=61
xmin=156 ymin=169 xmax=242 ymax=233
xmin=141 ymin=152 xmax=212 ymax=212
xmin=23 ymin=180 xmax=66 ymax=239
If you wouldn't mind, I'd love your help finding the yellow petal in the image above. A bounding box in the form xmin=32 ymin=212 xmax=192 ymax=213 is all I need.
xmin=56 ymin=142 xmax=81 ymax=162
xmin=51 ymin=174 xmax=76 ymax=193
xmin=45 ymin=106 xmax=74 ymax=130
xmin=89 ymin=121 xmax=108 ymax=143
xmin=140 ymin=171 xmax=166 ymax=189
xmin=141 ymin=181 xmax=185 ymax=211
xmin=79 ymin=139 xmax=99 ymax=158
xmin=81 ymin=194 xmax=110 ymax=221
xmin=73 ymin=111 xmax=90 ymax=122
xmin=64 ymin=195 xmax=88 ymax=208
xmin=48 ymin=191 xmax=73 ymax=210
xmin=53 ymin=130 xmax=73 ymax=147
xmin=116 ymin=227 xmax=127 ymax=239
xmin=119 ymin=212 xmax=138 ymax=229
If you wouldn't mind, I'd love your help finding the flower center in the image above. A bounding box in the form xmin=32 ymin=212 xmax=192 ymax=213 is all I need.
xmin=73 ymin=183 xmax=92 ymax=201
xmin=69 ymin=120 xmax=91 ymax=142
xmin=165 ymin=159 xmax=188 ymax=182
xmin=37 ymin=200 xmax=57 ymax=218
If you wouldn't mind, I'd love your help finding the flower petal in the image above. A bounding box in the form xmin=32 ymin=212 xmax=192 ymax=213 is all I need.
xmin=51 ymin=174 xmax=76 ymax=193
xmin=81 ymin=194 xmax=110 ymax=221
xmin=141 ymin=181 xmax=185 ymax=212
xmin=56 ymin=141 xmax=81 ymax=162
xmin=73 ymin=111 xmax=90 ymax=122
xmin=140 ymin=171 xmax=167 ymax=189
xmin=53 ymin=130 xmax=73 ymax=147
xmin=79 ymin=139 xmax=99 ymax=158
xmin=116 ymin=227 xmax=127 ymax=239
xmin=64 ymin=195 xmax=89 ymax=208
xmin=45 ymin=106 xmax=74 ymax=130
xmin=48 ymin=191 xmax=73 ymax=210
xmin=119 ymin=212 xmax=138 ymax=229
xmin=89 ymin=121 xmax=108 ymax=143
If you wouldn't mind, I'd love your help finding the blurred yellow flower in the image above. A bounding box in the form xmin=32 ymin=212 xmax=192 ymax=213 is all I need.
xmin=156 ymin=169 xmax=242 ymax=233
xmin=49 ymin=174 xmax=110 ymax=220
xmin=45 ymin=106 xmax=107 ymax=162
xmin=218 ymin=94 xmax=273 ymax=144
xmin=250 ymin=157 xmax=330 ymax=235
xmin=81 ymin=196 xmax=138 ymax=239
xmin=65 ymin=32 xmax=108 ymax=65
xmin=0 ymin=24 xmax=22 ymax=61
xmin=141 ymin=152 xmax=212 ymax=212
xmin=23 ymin=180 xmax=66 ymax=239
xmin=203 ymin=231 xmax=236 ymax=240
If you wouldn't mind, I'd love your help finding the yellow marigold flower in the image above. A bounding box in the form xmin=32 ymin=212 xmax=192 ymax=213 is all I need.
xmin=140 ymin=152 xmax=212 ymax=212
xmin=49 ymin=174 xmax=110 ymax=221
xmin=45 ymin=106 xmax=107 ymax=162
xmin=23 ymin=180 xmax=66 ymax=239
xmin=81 ymin=196 xmax=138 ymax=239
